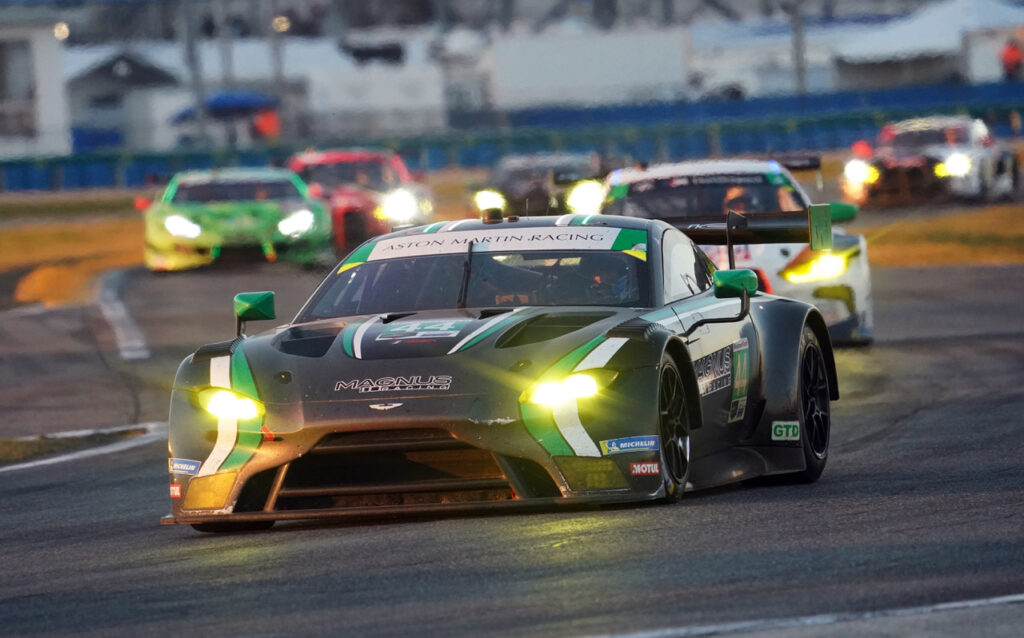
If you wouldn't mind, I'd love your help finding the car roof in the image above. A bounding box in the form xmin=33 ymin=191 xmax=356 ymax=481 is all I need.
xmin=174 ymin=167 xmax=296 ymax=183
xmin=288 ymin=149 xmax=392 ymax=166
xmin=888 ymin=115 xmax=974 ymax=132
xmin=386 ymin=214 xmax=666 ymax=238
xmin=610 ymin=158 xmax=789 ymax=184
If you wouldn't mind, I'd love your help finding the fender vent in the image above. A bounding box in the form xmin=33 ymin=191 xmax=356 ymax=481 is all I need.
xmin=273 ymin=323 xmax=345 ymax=358
xmin=192 ymin=337 xmax=241 ymax=362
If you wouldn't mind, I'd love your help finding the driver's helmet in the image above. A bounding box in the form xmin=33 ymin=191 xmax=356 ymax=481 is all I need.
xmin=579 ymin=254 xmax=632 ymax=304
xmin=723 ymin=185 xmax=757 ymax=214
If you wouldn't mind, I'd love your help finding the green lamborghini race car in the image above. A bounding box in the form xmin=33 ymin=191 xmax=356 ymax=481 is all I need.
xmin=141 ymin=168 xmax=333 ymax=271
xmin=163 ymin=209 xmax=839 ymax=532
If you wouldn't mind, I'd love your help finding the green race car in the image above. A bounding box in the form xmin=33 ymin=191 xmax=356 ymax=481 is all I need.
xmin=142 ymin=168 xmax=333 ymax=271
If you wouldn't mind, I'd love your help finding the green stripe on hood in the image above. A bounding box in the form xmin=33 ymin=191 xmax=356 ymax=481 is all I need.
xmin=219 ymin=343 xmax=264 ymax=473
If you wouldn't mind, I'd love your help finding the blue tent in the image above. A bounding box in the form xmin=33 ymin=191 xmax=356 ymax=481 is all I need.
xmin=171 ymin=91 xmax=279 ymax=124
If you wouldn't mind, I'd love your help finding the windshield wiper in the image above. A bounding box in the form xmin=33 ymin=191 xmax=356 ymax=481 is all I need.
xmin=456 ymin=240 xmax=477 ymax=309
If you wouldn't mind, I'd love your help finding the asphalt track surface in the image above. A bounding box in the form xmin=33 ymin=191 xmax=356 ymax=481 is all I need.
xmin=2 ymin=259 xmax=1024 ymax=635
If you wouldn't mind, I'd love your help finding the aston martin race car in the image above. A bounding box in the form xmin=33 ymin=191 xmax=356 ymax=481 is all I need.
xmin=841 ymin=116 xmax=1018 ymax=205
xmin=141 ymin=168 xmax=333 ymax=271
xmin=603 ymin=159 xmax=874 ymax=344
xmin=288 ymin=149 xmax=434 ymax=251
xmin=163 ymin=209 xmax=839 ymax=531
xmin=472 ymin=153 xmax=615 ymax=217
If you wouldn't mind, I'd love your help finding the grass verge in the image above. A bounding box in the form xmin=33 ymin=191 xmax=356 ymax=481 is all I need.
xmin=0 ymin=428 xmax=147 ymax=465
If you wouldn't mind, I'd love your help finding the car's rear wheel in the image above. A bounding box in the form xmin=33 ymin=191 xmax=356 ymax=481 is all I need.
xmin=795 ymin=326 xmax=830 ymax=482
xmin=191 ymin=521 xmax=275 ymax=534
xmin=658 ymin=355 xmax=691 ymax=501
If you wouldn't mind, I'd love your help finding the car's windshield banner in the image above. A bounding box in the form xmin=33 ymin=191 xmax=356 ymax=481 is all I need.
xmin=365 ymin=227 xmax=643 ymax=261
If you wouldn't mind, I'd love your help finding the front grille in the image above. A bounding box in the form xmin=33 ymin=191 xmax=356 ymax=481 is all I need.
xmin=253 ymin=429 xmax=516 ymax=512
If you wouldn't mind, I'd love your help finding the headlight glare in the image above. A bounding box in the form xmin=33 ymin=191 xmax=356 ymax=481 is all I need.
xmin=527 ymin=370 xmax=616 ymax=406
xmin=565 ymin=180 xmax=605 ymax=215
xmin=781 ymin=253 xmax=848 ymax=284
xmin=936 ymin=153 xmax=971 ymax=178
xmin=277 ymin=209 xmax=315 ymax=236
xmin=164 ymin=214 xmax=202 ymax=239
xmin=843 ymin=160 xmax=879 ymax=185
xmin=473 ymin=189 xmax=506 ymax=211
xmin=381 ymin=189 xmax=419 ymax=223
xmin=197 ymin=388 xmax=264 ymax=420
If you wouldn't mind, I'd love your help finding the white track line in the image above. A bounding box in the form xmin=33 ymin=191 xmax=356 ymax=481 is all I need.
xmin=0 ymin=303 xmax=48 ymax=318
xmin=98 ymin=269 xmax=150 ymax=360
xmin=0 ymin=422 xmax=167 ymax=474
xmin=588 ymin=592 xmax=1024 ymax=638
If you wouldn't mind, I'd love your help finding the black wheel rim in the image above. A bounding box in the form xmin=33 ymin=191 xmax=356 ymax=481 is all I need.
xmin=659 ymin=363 xmax=690 ymax=484
xmin=801 ymin=343 xmax=830 ymax=458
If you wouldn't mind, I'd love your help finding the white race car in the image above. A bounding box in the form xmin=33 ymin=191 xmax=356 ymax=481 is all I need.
xmin=841 ymin=115 xmax=1018 ymax=205
xmin=603 ymin=159 xmax=874 ymax=345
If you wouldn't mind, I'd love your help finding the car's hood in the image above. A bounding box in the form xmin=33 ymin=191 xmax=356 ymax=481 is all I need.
xmin=152 ymin=199 xmax=304 ymax=221
xmin=875 ymin=144 xmax=971 ymax=163
xmin=235 ymin=306 xmax=635 ymax=405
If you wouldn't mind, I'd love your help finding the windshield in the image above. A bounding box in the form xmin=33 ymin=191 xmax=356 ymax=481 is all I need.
xmin=299 ymin=250 xmax=649 ymax=320
xmin=172 ymin=179 xmax=301 ymax=203
xmin=493 ymin=159 xmax=595 ymax=186
xmin=605 ymin=174 xmax=805 ymax=219
xmin=883 ymin=127 xmax=968 ymax=150
xmin=298 ymin=161 xmax=394 ymax=190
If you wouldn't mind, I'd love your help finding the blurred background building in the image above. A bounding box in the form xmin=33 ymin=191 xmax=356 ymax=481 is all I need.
xmin=1 ymin=0 xmax=1023 ymax=182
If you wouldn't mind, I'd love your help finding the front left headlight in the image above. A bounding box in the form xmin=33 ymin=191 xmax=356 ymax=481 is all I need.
xmin=380 ymin=189 xmax=419 ymax=223
xmin=197 ymin=388 xmax=264 ymax=420
xmin=164 ymin=214 xmax=202 ymax=239
xmin=524 ymin=369 xmax=618 ymax=407
xmin=935 ymin=153 xmax=972 ymax=178
xmin=277 ymin=209 xmax=315 ymax=236
xmin=565 ymin=180 xmax=605 ymax=215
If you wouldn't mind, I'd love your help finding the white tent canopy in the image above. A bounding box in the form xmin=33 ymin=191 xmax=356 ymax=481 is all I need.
xmin=834 ymin=0 xmax=1024 ymax=62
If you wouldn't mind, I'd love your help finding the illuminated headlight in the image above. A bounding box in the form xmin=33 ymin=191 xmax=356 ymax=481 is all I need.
xmin=197 ymin=388 xmax=264 ymax=420
xmin=565 ymin=180 xmax=605 ymax=215
xmin=277 ymin=209 xmax=315 ymax=236
xmin=473 ymin=189 xmax=506 ymax=211
xmin=781 ymin=253 xmax=848 ymax=284
xmin=380 ymin=189 xmax=419 ymax=223
xmin=525 ymin=370 xmax=618 ymax=407
xmin=843 ymin=160 xmax=879 ymax=185
xmin=935 ymin=153 xmax=971 ymax=178
xmin=163 ymin=214 xmax=201 ymax=239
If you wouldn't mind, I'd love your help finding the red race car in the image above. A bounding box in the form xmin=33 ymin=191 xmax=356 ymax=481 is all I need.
xmin=287 ymin=149 xmax=435 ymax=252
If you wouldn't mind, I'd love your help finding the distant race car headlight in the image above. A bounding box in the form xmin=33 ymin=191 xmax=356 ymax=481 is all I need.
xmin=525 ymin=369 xmax=618 ymax=407
xmin=473 ymin=189 xmax=506 ymax=212
xmin=565 ymin=180 xmax=605 ymax=215
xmin=843 ymin=160 xmax=880 ymax=185
xmin=277 ymin=209 xmax=315 ymax=236
xmin=380 ymin=189 xmax=419 ymax=223
xmin=163 ymin=214 xmax=202 ymax=239
xmin=197 ymin=388 xmax=264 ymax=420
xmin=935 ymin=153 xmax=972 ymax=178
xmin=780 ymin=252 xmax=848 ymax=284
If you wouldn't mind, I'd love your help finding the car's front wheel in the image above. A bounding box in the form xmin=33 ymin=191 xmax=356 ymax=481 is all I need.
xmin=658 ymin=355 xmax=692 ymax=501
xmin=794 ymin=326 xmax=831 ymax=482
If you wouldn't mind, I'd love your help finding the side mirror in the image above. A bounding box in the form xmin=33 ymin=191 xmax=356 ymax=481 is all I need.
xmin=713 ymin=269 xmax=758 ymax=299
xmin=827 ymin=201 xmax=858 ymax=223
xmin=307 ymin=182 xmax=325 ymax=199
xmin=683 ymin=269 xmax=756 ymax=337
xmin=133 ymin=197 xmax=151 ymax=212
xmin=234 ymin=291 xmax=275 ymax=336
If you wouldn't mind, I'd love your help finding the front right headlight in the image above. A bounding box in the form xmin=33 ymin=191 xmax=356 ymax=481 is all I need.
xmin=843 ymin=160 xmax=879 ymax=185
xmin=197 ymin=388 xmax=264 ymax=420
xmin=524 ymin=369 xmax=619 ymax=407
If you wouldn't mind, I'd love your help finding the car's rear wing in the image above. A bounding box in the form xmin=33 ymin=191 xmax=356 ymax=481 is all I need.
xmin=669 ymin=204 xmax=833 ymax=269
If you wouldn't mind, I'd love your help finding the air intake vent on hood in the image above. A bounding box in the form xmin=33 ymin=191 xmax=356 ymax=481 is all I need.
xmin=273 ymin=323 xmax=345 ymax=358
xmin=495 ymin=312 xmax=613 ymax=349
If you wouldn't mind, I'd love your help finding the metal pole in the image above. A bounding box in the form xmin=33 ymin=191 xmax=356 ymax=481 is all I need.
xmin=215 ymin=0 xmax=234 ymax=88
xmin=268 ymin=0 xmax=286 ymax=136
xmin=787 ymin=0 xmax=808 ymax=96
xmin=182 ymin=0 xmax=210 ymax=142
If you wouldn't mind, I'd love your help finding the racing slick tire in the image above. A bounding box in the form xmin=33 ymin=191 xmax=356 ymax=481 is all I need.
xmin=191 ymin=521 xmax=275 ymax=534
xmin=793 ymin=325 xmax=831 ymax=483
xmin=658 ymin=354 xmax=692 ymax=502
